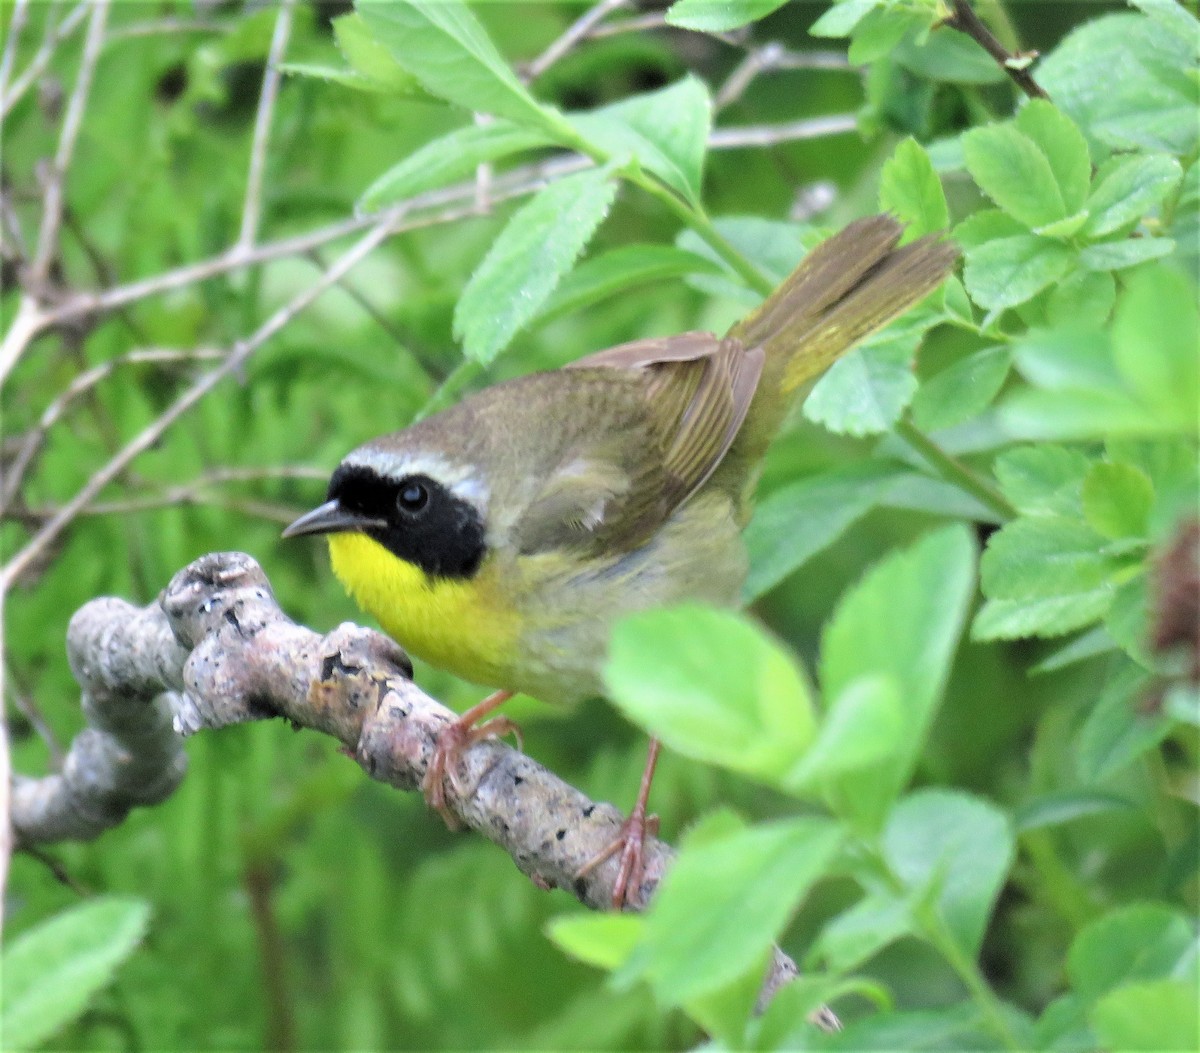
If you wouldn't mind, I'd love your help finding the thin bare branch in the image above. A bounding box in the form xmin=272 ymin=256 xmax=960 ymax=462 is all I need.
xmin=237 ymin=0 xmax=295 ymax=252
xmin=943 ymin=0 xmax=1048 ymax=100
xmin=28 ymin=0 xmax=110 ymax=287
xmin=105 ymin=18 xmax=228 ymax=42
xmin=717 ymin=42 xmax=852 ymax=110
xmin=0 ymin=0 xmax=89 ymax=120
xmin=0 ymin=217 xmax=396 ymax=593
xmin=709 ymin=114 xmax=859 ymax=148
xmin=1 ymin=348 xmax=225 ymax=512
xmin=0 ymin=0 xmax=32 ymax=113
xmin=523 ymin=0 xmax=628 ymax=80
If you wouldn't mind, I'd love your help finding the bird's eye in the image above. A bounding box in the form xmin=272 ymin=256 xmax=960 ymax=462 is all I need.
xmin=397 ymin=480 xmax=429 ymax=515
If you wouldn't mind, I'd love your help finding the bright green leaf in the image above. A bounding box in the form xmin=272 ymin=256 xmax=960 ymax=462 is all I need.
xmin=879 ymin=138 xmax=949 ymax=239
xmin=980 ymin=516 xmax=1123 ymax=605
xmin=973 ymin=592 xmax=1115 ymax=640
xmin=664 ymin=0 xmax=790 ymax=33
xmin=994 ymin=444 xmax=1091 ymax=516
xmin=813 ymin=892 xmax=913 ymax=974
xmin=911 ymin=345 xmax=1010 ymax=431
xmin=636 ymin=817 xmax=843 ymax=1003
xmin=453 ymin=167 xmax=617 ymax=363
xmin=1082 ymin=461 xmax=1154 ymax=539
xmin=1079 ymin=237 xmax=1175 ymax=271
xmin=1076 ymin=659 xmax=1169 ymax=782
xmin=1014 ymin=100 xmax=1091 ymax=215
xmin=1083 ymin=154 xmax=1183 ymax=238
xmin=1015 ymin=790 xmax=1135 ymax=833
xmin=1091 ymin=980 xmax=1200 ymax=1053
xmin=356 ymin=1 xmax=569 ymax=137
xmin=1 ymin=898 xmax=151 ymax=1052
xmin=883 ymin=789 xmax=1015 ymax=957
xmin=804 ymin=330 xmax=921 ymax=437
xmin=333 ymin=12 xmax=427 ymax=92
xmin=604 ymin=606 xmax=817 ymax=783
xmin=893 ymin=27 xmax=1006 ymax=85
xmin=809 ymin=0 xmax=878 ymax=37
xmin=1069 ymin=902 xmax=1197 ymax=999
xmin=963 ymin=235 xmax=1075 ymax=312
xmin=742 ymin=461 xmax=899 ymax=601
xmin=820 ymin=526 xmax=977 ymax=831
xmin=546 ymin=912 xmax=644 ymax=972
xmin=1046 ymin=269 xmax=1116 ymax=328
xmin=962 ymin=124 xmax=1067 ymax=227
xmin=848 ymin=7 xmax=925 ymax=66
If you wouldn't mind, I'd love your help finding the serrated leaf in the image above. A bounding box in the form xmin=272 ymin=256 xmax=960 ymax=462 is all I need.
xmin=879 ymin=137 xmax=949 ymax=239
xmin=820 ymin=526 xmax=977 ymax=831
xmin=356 ymin=1 xmax=569 ymax=138
xmin=980 ymin=516 xmax=1122 ymax=601
xmin=573 ymin=77 xmax=711 ymax=207
xmin=1082 ymin=462 xmax=1154 ymax=539
xmin=1083 ymin=154 xmax=1184 ymax=239
xmin=1047 ymin=269 xmax=1116 ymax=328
xmin=2 ymin=898 xmax=151 ymax=1051
xmin=893 ymin=27 xmax=1006 ymax=85
xmin=911 ymin=345 xmax=1010 ymax=432
xmin=994 ymin=444 xmax=1091 ymax=516
xmin=962 ymin=124 xmax=1067 ymax=227
xmin=1112 ymin=265 xmax=1200 ymax=430
xmin=535 ymin=244 xmax=721 ymax=324
xmin=963 ymin=235 xmax=1075 ymax=312
xmin=664 ymin=0 xmax=791 ymax=33
xmin=635 ymin=818 xmax=843 ymax=1003
xmin=333 ymin=12 xmax=426 ymax=92
xmin=742 ymin=461 xmax=899 ymax=601
xmin=1039 ymin=13 xmax=1199 ymax=157
xmin=804 ymin=331 xmax=921 ymax=437
xmin=453 ymin=167 xmax=616 ymax=363
xmin=360 ymin=122 xmax=554 ymax=210
xmin=1014 ymin=100 xmax=1091 ymax=215
xmin=953 ymin=208 xmax=1026 ymax=248
xmin=973 ymin=592 xmax=1115 ymax=640
xmin=604 ymin=606 xmax=817 ymax=784
xmin=883 ymin=789 xmax=1015 ymax=957
xmin=279 ymin=62 xmax=394 ymax=94
xmin=1079 ymin=237 xmax=1175 ymax=271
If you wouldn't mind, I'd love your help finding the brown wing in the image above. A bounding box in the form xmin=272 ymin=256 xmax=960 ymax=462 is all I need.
xmin=512 ymin=333 xmax=763 ymax=555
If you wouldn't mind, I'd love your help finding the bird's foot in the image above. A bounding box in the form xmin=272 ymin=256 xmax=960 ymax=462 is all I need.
xmin=577 ymin=809 xmax=661 ymax=910
xmin=421 ymin=689 xmax=520 ymax=827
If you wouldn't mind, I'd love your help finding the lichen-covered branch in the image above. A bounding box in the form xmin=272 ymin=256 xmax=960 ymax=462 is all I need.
xmin=9 ymin=551 xmax=837 ymax=1028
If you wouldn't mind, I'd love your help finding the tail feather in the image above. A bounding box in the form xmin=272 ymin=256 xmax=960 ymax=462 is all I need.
xmin=731 ymin=214 xmax=959 ymax=395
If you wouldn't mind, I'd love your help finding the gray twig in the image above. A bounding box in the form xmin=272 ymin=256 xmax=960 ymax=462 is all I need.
xmin=943 ymin=0 xmax=1048 ymax=101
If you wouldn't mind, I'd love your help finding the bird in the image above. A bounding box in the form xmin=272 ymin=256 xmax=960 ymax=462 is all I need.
xmin=283 ymin=214 xmax=958 ymax=906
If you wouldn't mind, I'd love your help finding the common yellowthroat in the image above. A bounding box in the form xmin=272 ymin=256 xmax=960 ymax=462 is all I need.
xmin=285 ymin=215 xmax=957 ymax=902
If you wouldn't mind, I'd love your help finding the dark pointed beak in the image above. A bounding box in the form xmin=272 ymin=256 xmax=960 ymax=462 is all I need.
xmin=282 ymin=499 xmax=387 ymax=539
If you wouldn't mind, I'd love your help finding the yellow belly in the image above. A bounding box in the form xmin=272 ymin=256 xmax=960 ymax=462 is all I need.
xmin=327 ymin=532 xmax=521 ymax=690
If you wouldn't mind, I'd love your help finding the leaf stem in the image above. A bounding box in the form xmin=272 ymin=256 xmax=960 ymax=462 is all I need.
xmin=895 ymin=419 xmax=1016 ymax=522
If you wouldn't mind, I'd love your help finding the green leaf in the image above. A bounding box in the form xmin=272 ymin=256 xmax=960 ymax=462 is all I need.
xmin=954 ymin=208 xmax=1027 ymax=248
xmin=1014 ymin=100 xmax=1091 ymax=215
xmin=1079 ymin=237 xmax=1175 ymax=271
xmin=1011 ymin=327 xmax=1122 ymax=393
xmin=1129 ymin=0 xmax=1200 ymax=43
xmin=1076 ymin=660 xmax=1170 ymax=782
xmin=636 ymin=817 xmax=843 ymax=1003
xmin=279 ymin=62 xmax=397 ymax=94
xmin=1091 ymin=980 xmax=1200 ymax=1053
xmin=1031 ymin=625 xmax=1119 ymax=674
xmin=1 ymin=898 xmax=151 ymax=1051
xmin=742 ymin=461 xmax=899 ymax=601
xmin=962 ymin=124 xmax=1067 ymax=227
xmin=1039 ymin=13 xmax=1199 ymax=157
xmin=1082 ymin=461 xmax=1154 ymax=540
xmin=883 ymin=789 xmax=1015 ymax=957
xmin=879 ymin=138 xmax=949 ymax=239
xmin=453 ymin=167 xmax=617 ymax=363
xmin=359 ymin=122 xmax=553 ymax=210
xmin=911 ymin=345 xmax=1011 ymax=432
xmin=333 ymin=12 xmax=427 ymax=92
xmin=664 ymin=0 xmax=791 ymax=33
xmin=1046 ymin=269 xmax=1116 ymax=328
xmin=356 ymin=1 xmax=568 ymax=137
xmin=604 ymin=606 xmax=817 ymax=784
xmin=809 ymin=0 xmax=878 ymax=38
xmin=784 ymin=674 xmax=903 ymax=795
xmin=804 ymin=330 xmax=921 ymax=437
xmin=973 ymin=592 xmax=1115 ymax=640
xmin=813 ymin=892 xmax=914 ymax=974
xmin=963 ymin=235 xmax=1075 ymax=312
xmin=546 ymin=912 xmax=643 ymax=972
xmin=847 ymin=7 xmax=926 ymax=66
xmin=1083 ymin=154 xmax=1184 ymax=239
xmin=980 ymin=516 xmax=1122 ymax=600
xmin=994 ymin=444 xmax=1091 ymax=516
xmin=572 ymin=77 xmax=711 ymax=207
xmin=535 ymin=245 xmax=721 ymax=324
xmin=1014 ymin=790 xmax=1135 ymax=833
xmin=893 ymin=27 xmax=1006 ymax=85
xmin=1112 ymin=264 xmax=1200 ymax=430
xmin=1068 ymin=902 xmax=1198 ymax=1001
xmin=820 ymin=526 xmax=977 ymax=831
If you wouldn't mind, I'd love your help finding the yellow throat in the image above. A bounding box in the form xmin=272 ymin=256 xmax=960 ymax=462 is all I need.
xmin=327 ymin=532 xmax=519 ymax=688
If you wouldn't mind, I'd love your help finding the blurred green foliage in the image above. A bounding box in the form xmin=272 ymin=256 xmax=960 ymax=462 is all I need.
xmin=3 ymin=0 xmax=1197 ymax=1050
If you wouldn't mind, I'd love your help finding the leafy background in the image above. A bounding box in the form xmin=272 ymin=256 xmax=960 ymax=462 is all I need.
xmin=2 ymin=0 xmax=1197 ymax=1050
